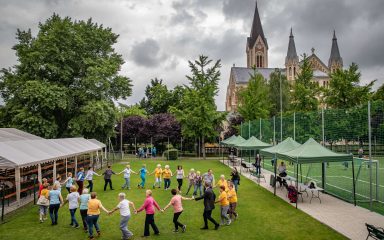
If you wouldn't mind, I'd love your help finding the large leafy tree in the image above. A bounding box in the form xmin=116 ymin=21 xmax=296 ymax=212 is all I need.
xmin=325 ymin=63 xmax=374 ymax=108
xmin=291 ymin=54 xmax=319 ymax=112
xmin=373 ymin=83 xmax=384 ymax=101
xmin=237 ymin=68 xmax=271 ymax=121
xmin=268 ymin=70 xmax=291 ymax=117
xmin=171 ymin=55 xmax=224 ymax=159
xmin=0 ymin=14 xmax=132 ymax=139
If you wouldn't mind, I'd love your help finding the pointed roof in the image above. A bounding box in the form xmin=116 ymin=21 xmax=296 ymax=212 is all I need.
xmin=235 ymin=136 xmax=271 ymax=150
xmin=221 ymin=135 xmax=237 ymax=145
xmin=247 ymin=1 xmax=268 ymax=49
xmin=226 ymin=135 xmax=246 ymax=147
xmin=328 ymin=30 xmax=343 ymax=67
xmin=285 ymin=28 xmax=298 ymax=64
xmin=260 ymin=137 xmax=301 ymax=156
xmin=276 ymin=138 xmax=352 ymax=164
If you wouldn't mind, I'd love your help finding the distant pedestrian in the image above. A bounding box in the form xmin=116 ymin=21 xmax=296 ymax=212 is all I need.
xmin=136 ymin=190 xmax=161 ymax=237
xmin=174 ymin=165 xmax=185 ymax=192
xmin=138 ymin=164 xmax=148 ymax=189
xmin=118 ymin=165 xmax=137 ymax=190
xmin=185 ymin=169 xmax=196 ymax=195
xmin=85 ymin=167 xmax=100 ymax=192
xmin=193 ymin=171 xmax=203 ymax=197
xmin=76 ymin=167 xmax=86 ymax=195
xmin=254 ymin=153 xmax=262 ymax=175
xmin=48 ymin=183 xmax=63 ymax=225
xmin=109 ymin=193 xmax=137 ymax=240
xmin=230 ymin=167 xmax=240 ymax=192
xmin=152 ymin=147 xmax=157 ymax=158
xmin=162 ymin=189 xmax=193 ymax=233
xmin=195 ymin=182 xmax=219 ymax=230
xmin=63 ymin=173 xmax=74 ymax=193
xmin=87 ymin=192 xmax=110 ymax=240
xmin=103 ymin=166 xmax=116 ymax=191
xmin=162 ymin=165 xmax=172 ymax=190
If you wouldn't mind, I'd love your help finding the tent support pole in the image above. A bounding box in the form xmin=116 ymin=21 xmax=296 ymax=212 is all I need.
xmin=75 ymin=156 xmax=78 ymax=176
xmin=300 ymin=164 xmax=302 ymax=183
xmin=352 ymin=158 xmax=356 ymax=206
xmin=53 ymin=161 xmax=57 ymax=179
xmin=296 ymin=163 xmax=299 ymax=209
xmin=15 ymin=167 xmax=20 ymax=206
xmin=38 ymin=164 xmax=42 ymax=184
xmin=274 ymin=154 xmax=277 ymax=196
xmin=322 ymin=162 xmax=326 ymax=189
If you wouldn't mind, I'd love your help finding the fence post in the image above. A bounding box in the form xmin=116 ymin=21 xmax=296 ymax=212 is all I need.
xmin=259 ymin=118 xmax=262 ymax=140
xmin=293 ymin=112 xmax=296 ymax=141
xmin=321 ymin=108 xmax=326 ymax=189
xmin=249 ymin=120 xmax=251 ymax=139
xmin=273 ymin=116 xmax=276 ymax=145
xmin=368 ymin=101 xmax=373 ymax=210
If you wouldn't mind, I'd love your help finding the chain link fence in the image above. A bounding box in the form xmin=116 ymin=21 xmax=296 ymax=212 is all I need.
xmin=240 ymin=100 xmax=384 ymax=215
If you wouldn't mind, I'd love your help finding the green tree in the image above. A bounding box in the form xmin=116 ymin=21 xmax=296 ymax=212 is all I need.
xmin=171 ymin=55 xmax=224 ymax=159
xmin=0 ymin=14 xmax=132 ymax=139
xmin=121 ymin=104 xmax=147 ymax=117
xmin=373 ymin=83 xmax=384 ymax=101
xmin=291 ymin=54 xmax=319 ymax=112
xmin=237 ymin=67 xmax=270 ymax=121
xmin=268 ymin=70 xmax=290 ymax=117
xmin=326 ymin=63 xmax=374 ymax=108
xmin=140 ymin=78 xmax=173 ymax=115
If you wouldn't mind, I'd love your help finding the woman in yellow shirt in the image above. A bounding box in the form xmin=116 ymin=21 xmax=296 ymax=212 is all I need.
xmin=162 ymin=165 xmax=172 ymax=190
xmin=215 ymin=185 xmax=231 ymax=226
xmin=87 ymin=192 xmax=110 ymax=240
xmin=149 ymin=164 xmax=163 ymax=189
xmin=216 ymin=175 xmax=229 ymax=192
xmin=227 ymin=182 xmax=238 ymax=220
xmin=38 ymin=183 xmax=50 ymax=223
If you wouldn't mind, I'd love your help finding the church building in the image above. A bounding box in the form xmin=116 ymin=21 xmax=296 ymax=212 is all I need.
xmin=225 ymin=2 xmax=343 ymax=112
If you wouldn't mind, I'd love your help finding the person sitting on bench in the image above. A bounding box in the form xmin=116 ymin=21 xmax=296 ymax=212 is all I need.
xmin=277 ymin=162 xmax=287 ymax=187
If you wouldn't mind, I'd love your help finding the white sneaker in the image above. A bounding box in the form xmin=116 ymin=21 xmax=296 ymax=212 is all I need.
xmin=227 ymin=219 xmax=232 ymax=225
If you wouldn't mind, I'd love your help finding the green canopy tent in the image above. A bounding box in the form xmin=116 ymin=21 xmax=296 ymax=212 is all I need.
xmin=277 ymin=138 xmax=355 ymax=208
xmin=235 ymin=136 xmax=271 ymax=173
xmin=220 ymin=135 xmax=237 ymax=164
xmin=260 ymin=137 xmax=301 ymax=196
xmin=225 ymin=136 xmax=246 ymax=166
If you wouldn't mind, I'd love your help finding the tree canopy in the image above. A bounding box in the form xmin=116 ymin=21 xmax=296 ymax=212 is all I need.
xmin=0 ymin=14 xmax=132 ymax=140
xmin=237 ymin=68 xmax=271 ymax=121
xmin=325 ymin=63 xmax=374 ymax=108
xmin=268 ymin=70 xmax=291 ymax=117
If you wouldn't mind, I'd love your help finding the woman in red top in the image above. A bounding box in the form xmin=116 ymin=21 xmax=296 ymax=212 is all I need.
xmin=38 ymin=178 xmax=48 ymax=197
xmin=136 ymin=190 xmax=161 ymax=237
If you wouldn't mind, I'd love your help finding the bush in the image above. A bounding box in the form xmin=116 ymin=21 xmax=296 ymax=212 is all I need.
xmin=163 ymin=149 xmax=178 ymax=160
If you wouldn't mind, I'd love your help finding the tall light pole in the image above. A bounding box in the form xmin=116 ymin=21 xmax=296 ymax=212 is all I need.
xmin=120 ymin=105 xmax=123 ymax=159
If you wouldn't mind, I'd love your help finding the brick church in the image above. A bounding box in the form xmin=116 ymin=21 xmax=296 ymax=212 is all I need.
xmin=225 ymin=2 xmax=343 ymax=112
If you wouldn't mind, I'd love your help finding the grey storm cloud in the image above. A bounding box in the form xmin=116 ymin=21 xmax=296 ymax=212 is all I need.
xmin=130 ymin=38 xmax=168 ymax=68
xmin=0 ymin=0 xmax=383 ymax=109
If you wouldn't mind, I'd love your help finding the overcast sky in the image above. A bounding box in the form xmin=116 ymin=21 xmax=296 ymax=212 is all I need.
xmin=0 ymin=0 xmax=383 ymax=110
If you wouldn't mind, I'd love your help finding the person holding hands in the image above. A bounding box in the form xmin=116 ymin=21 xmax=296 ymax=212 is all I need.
xmin=109 ymin=193 xmax=137 ymax=240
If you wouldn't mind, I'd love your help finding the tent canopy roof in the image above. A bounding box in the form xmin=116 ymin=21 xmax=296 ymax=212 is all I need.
xmin=226 ymin=136 xmax=246 ymax=147
xmin=0 ymin=128 xmax=43 ymax=142
xmin=0 ymin=138 xmax=104 ymax=168
xmin=260 ymin=137 xmax=301 ymax=156
xmin=277 ymin=138 xmax=353 ymax=164
xmin=221 ymin=135 xmax=237 ymax=145
xmin=235 ymin=136 xmax=271 ymax=150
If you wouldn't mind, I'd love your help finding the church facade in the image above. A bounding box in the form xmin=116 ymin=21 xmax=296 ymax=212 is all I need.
xmin=225 ymin=3 xmax=343 ymax=112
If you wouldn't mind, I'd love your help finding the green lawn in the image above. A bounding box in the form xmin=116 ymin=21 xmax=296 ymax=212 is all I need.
xmin=0 ymin=159 xmax=346 ymax=240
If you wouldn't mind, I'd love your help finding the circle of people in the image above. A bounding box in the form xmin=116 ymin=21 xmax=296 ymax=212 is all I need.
xmin=36 ymin=164 xmax=241 ymax=239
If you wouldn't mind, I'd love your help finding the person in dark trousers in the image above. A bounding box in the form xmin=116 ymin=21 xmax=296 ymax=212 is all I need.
xmin=195 ymin=182 xmax=220 ymax=230
xmin=254 ymin=153 xmax=262 ymax=175
xmin=103 ymin=166 xmax=116 ymax=191
xmin=136 ymin=190 xmax=161 ymax=237
xmin=230 ymin=167 xmax=240 ymax=192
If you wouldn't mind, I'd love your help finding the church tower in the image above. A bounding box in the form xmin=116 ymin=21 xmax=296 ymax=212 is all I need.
xmin=285 ymin=28 xmax=299 ymax=81
xmin=328 ymin=30 xmax=343 ymax=73
xmin=246 ymin=2 xmax=268 ymax=68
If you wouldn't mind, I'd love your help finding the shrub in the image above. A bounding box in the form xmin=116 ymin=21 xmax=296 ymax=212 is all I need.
xmin=163 ymin=149 xmax=178 ymax=160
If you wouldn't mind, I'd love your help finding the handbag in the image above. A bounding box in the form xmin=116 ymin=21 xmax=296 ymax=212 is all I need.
xmin=37 ymin=195 xmax=49 ymax=206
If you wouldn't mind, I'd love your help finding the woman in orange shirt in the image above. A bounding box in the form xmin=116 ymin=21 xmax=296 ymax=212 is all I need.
xmin=87 ymin=192 xmax=110 ymax=240
xmin=215 ymin=185 xmax=231 ymax=226
xmin=227 ymin=182 xmax=238 ymax=220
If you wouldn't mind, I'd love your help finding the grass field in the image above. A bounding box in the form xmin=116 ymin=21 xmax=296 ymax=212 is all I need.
xmin=0 ymin=159 xmax=346 ymax=240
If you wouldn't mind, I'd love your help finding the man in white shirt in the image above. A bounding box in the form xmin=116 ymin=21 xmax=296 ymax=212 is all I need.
xmin=85 ymin=167 xmax=100 ymax=192
xmin=109 ymin=193 xmax=137 ymax=240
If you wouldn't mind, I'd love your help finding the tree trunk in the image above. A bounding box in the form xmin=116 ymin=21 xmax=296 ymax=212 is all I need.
xmin=202 ymin=135 xmax=206 ymax=159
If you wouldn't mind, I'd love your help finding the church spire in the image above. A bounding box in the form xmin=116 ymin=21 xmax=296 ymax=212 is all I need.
xmin=285 ymin=28 xmax=298 ymax=65
xmin=328 ymin=30 xmax=343 ymax=71
xmin=248 ymin=1 xmax=268 ymax=49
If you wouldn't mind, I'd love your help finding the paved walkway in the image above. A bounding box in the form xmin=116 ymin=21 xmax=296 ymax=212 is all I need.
xmin=222 ymin=161 xmax=384 ymax=240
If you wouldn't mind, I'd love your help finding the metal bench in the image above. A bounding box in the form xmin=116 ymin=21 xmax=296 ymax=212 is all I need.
xmin=366 ymin=223 xmax=384 ymax=240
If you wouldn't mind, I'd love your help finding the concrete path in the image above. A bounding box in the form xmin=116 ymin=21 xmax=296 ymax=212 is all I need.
xmin=222 ymin=161 xmax=384 ymax=240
